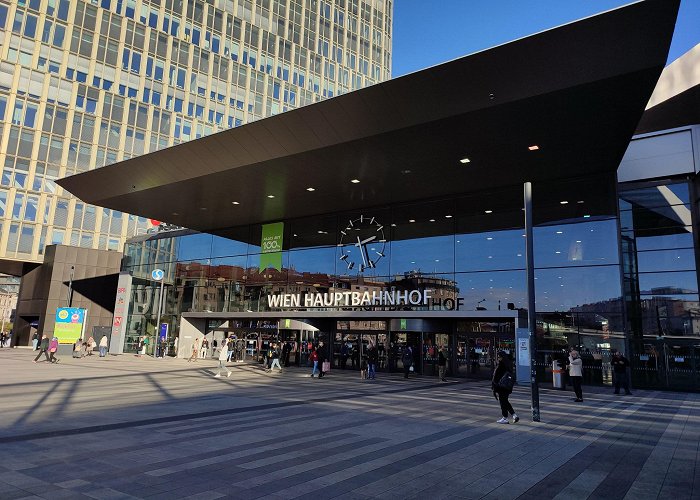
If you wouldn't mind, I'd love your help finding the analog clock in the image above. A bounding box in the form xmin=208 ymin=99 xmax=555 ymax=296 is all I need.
xmin=338 ymin=215 xmax=386 ymax=272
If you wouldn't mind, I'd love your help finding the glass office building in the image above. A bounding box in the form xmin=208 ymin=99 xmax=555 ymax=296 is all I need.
xmin=0 ymin=0 xmax=392 ymax=263
xmin=60 ymin=1 xmax=700 ymax=391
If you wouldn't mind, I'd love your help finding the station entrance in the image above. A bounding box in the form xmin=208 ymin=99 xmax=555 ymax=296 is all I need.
xmin=182 ymin=311 xmax=524 ymax=379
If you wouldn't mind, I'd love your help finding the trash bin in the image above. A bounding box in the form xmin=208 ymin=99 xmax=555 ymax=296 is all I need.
xmin=552 ymin=359 xmax=565 ymax=389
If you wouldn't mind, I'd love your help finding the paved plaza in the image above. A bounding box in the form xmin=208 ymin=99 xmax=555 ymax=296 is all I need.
xmin=0 ymin=349 xmax=698 ymax=500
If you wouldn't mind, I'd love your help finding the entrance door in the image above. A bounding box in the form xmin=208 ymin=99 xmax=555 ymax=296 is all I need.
xmin=390 ymin=331 xmax=421 ymax=374
xmin=422 ymin=333 xmax=451 ymax=377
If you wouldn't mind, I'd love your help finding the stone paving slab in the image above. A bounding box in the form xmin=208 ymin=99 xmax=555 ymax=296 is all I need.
xmin=1 ymin=348 xmax=698 ymax=499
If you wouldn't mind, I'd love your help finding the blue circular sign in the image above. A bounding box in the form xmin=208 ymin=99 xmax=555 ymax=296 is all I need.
xmin=151 ymin=269 xmax=164 ymax=281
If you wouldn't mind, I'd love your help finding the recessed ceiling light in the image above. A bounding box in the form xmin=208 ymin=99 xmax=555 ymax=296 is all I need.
xmin=200 ymin=207 xmax=207 ymax=210
xmin=484 ymin=210 xmax=492 ymax=214
xmin=445 ymin=215 xmax=453 ymax=218
xmin=576 ymin=240 xmax=581 ymax=243
xmin=267 ymin=195 xmax=275 ymax=198
xmin=408 ymin=219 xmax=415 ymax=223
xmin=583 ymin=214 xmax=591 ymax=218
xmin=351 ymin=179 xmax=360 ymax=184
xmin=306 ymin=187 xmax=315 ymax=192
xmin=560 ymin=200 xmax=568 ymax=205
xmin=401 ymin=169 xmax=412 ymax=174
xmin=556 ymin=231 xmax=563 ymax=234
xmin=293 ymin=233 xmax=297 ymax=237
xmin=459 ymin=158 xmax=471 ymax=164
xmin=528 ymin=145 xmax=540 ymax=151
xmin=390 ymin=223 xmax=396 ymax=227
xmin=172 ymin=212 xmax=179 ymax=216
xmin=429 ymin=219 xmax=435 ymax=222
xmin=577 ymin=200 xmax=584 ymax=204
xmin=232 ymin=201 xmax=240 ymax=205
xmin=486 ymin=237 xmax=493 ymax=240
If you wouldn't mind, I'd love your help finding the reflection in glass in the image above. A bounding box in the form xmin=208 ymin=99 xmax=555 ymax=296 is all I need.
xmin=534 ymin=219 xmax=618 ymax=268
xmin=535 ymin=265 xmax=622 ymax=312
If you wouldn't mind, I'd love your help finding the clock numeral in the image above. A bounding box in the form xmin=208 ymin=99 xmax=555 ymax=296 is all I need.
xmin=340 ymin=230 xmax=346 ymax=236
xmin=339 ymin=254 xmax=348 ymax=261
xmin=376 ymin=251 xmax=384 ymax=257
xmin=369 ymin=217 xmax=375 ymax=224
xmin=348 ymin=219 xmax=354 ymax=227
xmin=347 ymin=262 xmax=354 ymax=270
xmin=368 ymin=260 xmax=376 ymax=268
xmin=376 ymin=225 xmax=383 ymax=232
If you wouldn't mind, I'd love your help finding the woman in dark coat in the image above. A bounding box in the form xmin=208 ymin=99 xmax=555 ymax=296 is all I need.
xmin=492 ymin=351 xmax=519 ymax=424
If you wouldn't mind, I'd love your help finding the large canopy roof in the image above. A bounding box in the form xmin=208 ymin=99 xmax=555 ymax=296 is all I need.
xmin=58 ymin=0 xmax=680 ymax=234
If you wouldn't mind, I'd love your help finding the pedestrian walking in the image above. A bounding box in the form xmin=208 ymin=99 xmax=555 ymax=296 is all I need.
xmin=367 ymin=344 xmax=378 ymax=380
xmin=309 ymin=348 xmax=319 ymax=377
xmin=268 ymin=343 xmax=282 ymax=372
xmin=173 ymin=336 xmax=179 ymax=357
xmin=137 ymin=336 xmax=145 ymax=356
xmin=317 ymin=341 xmax=328 ymax=378
xmin=568 ymin=349 xmax=584 ymax=402
xmin=227 ymin=336 xmax=235 ymax=362
xmin=32 ymin=332 xmax=38 ymax=351
xmin=282 ymin=341 xmax=291 ymax=367
xmin=611 ymin=350 xmax=632 ymax=395
xmin=188 ymin=338 xmax=199 ymax=362
xmin=0 ymin=331 xmax=5 ymax=348
xmin=402 ymin=346 xmax=413 ymax=378
xmin=99 ymin=335 xmax=108 ymax=357
xmin=33 ymin=335 xmax=50 ymax=362
xmin=214 ymin=339 xmax=232 ymax=378
xmin=48 ymin=336 xmax=60 ymax=363
xmin=492 ymin=351 xmax=519 ymax=424
xmin=438 ymin=346 xmax=447 ymax=382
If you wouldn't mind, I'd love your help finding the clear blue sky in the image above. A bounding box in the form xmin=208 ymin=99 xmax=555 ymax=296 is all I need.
xmin=392 ymin=0 xmax=700 ymax=77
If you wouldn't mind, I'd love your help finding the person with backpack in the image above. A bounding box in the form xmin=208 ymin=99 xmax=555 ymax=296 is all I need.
xmin=492 ymin=351 xmax=519 ymax=424
xmin=309 ymin=348 xmax=319 ymax=377
xmin=268 ymin=343 xmax=282 ymax=372
xmin=402 ymin=346 xmax=413 ymax=378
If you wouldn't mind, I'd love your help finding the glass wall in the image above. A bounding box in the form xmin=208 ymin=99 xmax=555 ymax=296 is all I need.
xmin=619 ymin=178 xmax=700 ymax=390
xmin=121 ymin=181 xmax=623 ymax=360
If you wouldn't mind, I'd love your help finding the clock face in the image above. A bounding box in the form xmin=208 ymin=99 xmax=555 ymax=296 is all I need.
xmin=338 ymin=215 xmax=386 ymax=273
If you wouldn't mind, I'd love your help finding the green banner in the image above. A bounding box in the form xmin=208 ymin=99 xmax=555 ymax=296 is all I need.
xmin=260 ymin=222 xmax=284 ymax=271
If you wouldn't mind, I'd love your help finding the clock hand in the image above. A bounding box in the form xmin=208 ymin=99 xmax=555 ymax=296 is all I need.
xmin=358 ymin=235 xmax=376 ymax=245
xmin=356 ymin=236 xmax=368 ymax=267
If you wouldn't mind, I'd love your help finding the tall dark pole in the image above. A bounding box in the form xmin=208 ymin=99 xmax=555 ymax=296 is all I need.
xmin=68 ymin=265 xmax=75 ymax=307
xmin=524 ymin=182 xmax=540 ymax=422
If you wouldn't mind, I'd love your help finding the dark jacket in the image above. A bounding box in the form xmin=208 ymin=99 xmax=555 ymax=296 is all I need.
xmin=317 ymin=345 xmax=327 ymax=362
xmin=492 ymin=356 xmax=513 ymax=393
xmin=402 ymin=348 xmax=413 ymax=365
xmin=612 ymin=354 xmax=629 ymax=374
xmin=367 ymin=347 xmax=378 ymax=364
xmin=438 ymin=350 xmax=447 ymax=367
xmin=40 ymin=337 xmax=49 ymax=350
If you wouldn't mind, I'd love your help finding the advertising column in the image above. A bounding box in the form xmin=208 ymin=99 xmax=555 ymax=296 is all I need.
xmin=110 ymin=272 xmax=133 ymax=354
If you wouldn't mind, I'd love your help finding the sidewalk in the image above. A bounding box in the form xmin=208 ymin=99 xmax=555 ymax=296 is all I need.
xmin=1 ymin=348 xmax=698 ymax=499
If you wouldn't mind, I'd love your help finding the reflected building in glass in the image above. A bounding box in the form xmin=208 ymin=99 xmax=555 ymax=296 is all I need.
xmin=0 ymin=0 xmax=392 ymax=262
xmin=57 ymin=2 xmax=700 ymax=391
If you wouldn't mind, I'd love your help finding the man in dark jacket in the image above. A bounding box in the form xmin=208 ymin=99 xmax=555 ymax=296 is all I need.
xmin=317 ymin=341 xmax=327 ymax=378
xmin=611 ymin=350 xmax=632 ymax=395
xmin=367 ymin=345 xmax=378 ymax=380
xmin=33 ymin=335 xmax=50 ymax=363
xmin=402 ymin=346 xmax=413 ymax=378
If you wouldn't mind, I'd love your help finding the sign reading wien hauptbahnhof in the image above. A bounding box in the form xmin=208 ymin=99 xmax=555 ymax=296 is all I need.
xmin=268 ymin=289 xmax=465 ymax=311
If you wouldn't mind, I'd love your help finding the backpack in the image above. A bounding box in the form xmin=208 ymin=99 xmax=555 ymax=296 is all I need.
xmin=498 ymin=372 xmax=515 ymax=391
